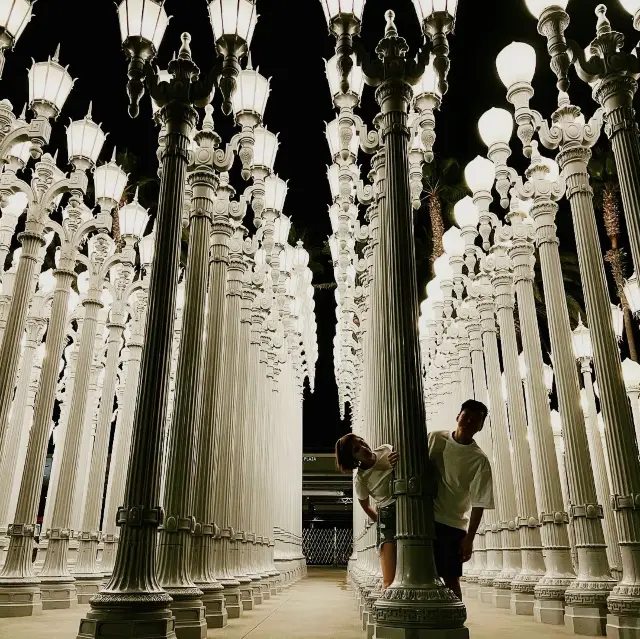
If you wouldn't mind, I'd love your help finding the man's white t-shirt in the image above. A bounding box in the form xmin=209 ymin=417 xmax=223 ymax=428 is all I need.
xmin=428 ymin=430 xmax=494 ymax=531
xmin=353 ymin=444 xmax=394 ymax=508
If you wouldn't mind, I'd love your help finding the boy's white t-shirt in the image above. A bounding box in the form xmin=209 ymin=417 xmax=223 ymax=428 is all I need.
xmin=353 ymin=444 xmax=394 ymax=508
xmin=428 ymin=430 xmax=494 ymax=531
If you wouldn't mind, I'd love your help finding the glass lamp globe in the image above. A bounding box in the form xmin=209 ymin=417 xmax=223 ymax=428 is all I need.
xmin=624 ymin=273 xmax=640 ymax=315
xmin=117 ymin=0 xmax=168 ymax=50
xmin=293 ymin=242 xmax=309 ymax=269
xmin=7 ymin=141 xmax=31 ymax=166
xmin=319 ymin=0 xmax=365 ymax=24
xmin=478 ymin=107 xmax=513 ymax=147
xmin=325 ymin=118 xmax=359 ymax=159
xmin=0 ymin=0 xmax=32 ymax=45
xmin=622 ymin=357 xmax=640 ymax=389
xmin=232 ymin=66 xmax=270 ymax=121
xmin=572 ymin=315 xmax=593 ymax=359
xmin=29 ymin=48 xmax=75 ymax=118
xmin=620 ymin=0 xmax=640 ymax=15
xmin=413 ymin=0 xmax=459 ymax=22
xmin=328 ymin=203 xmax=339 ymax=233
xmin=465 ymin=156 xmax=495 ymax=193
xmin=263 ymin=174 xmax=287 ymax=212
xmin=550 ymin=409 xmax=562 ymax=435
xmin=453 ymin=196 xmax=479 ymax=228
xmin=329 ymin=235 xmax=339 ymax=262
xmin=433 ymin=254 xmax=453 ymax=279
xmin=119 ymin=191 xmax=149 ymax=240
xmin=94 ymin=153 xmax=128 ymax=210
xmin=67 ymin=105 xmax=107 ymax=170
xmin=496 ymin=42 xmax=536 ymax=88
xmin=138 ymin=231 xmax=155 ymax=268
xmin=208 ymin=0 xmax=258 ymax=46
xmin=611 ymin=303 xmax=624 ymax=341
xmin=524 ymin=0 xmax=569 ymax=19
xmin=544 ymin=361 xmax=555 ymax=393
xmin=325 ymin=54 xmax=364 ymax=100
xmin=327 ymin=164 xmax=340 ymax=200
xmin=579 ymin=388 xmax=589 ymax=415
xmin=274 ymin=214 xmax=291 ymax=245
xmin=2 ymin=190 xmax=28 ymax=217
xmin=538 ymin=155 xmax=560 ymax=181
xmin=426 ymin=278 xmax=444 ymax=301
xmin=77 ymin=271 xmax=90 ymax=296
xmin=414 ymin=59 xmax=440 ymax=98
xmin=252 ymin=126 xmax=278 ymax=170
xmin=442 ymin=226 xmax=465 ymax=257
xmin=38 ymin=269 xmax=57 ymax=294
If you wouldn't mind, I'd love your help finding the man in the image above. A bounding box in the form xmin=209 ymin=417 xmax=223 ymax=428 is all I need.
xmin=428 ymin=399 xmax=494 ymax=599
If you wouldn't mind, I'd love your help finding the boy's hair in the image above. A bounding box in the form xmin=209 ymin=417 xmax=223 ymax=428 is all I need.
xmin=335 ymin=433 xmax=360 ymax=473
xmin=459 ymin=399 xmax=489 ymax=421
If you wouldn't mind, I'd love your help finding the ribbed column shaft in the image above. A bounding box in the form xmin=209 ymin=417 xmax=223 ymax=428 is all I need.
xmin=0 ymin=270 xmax=73 ymax=584
xmin=0 ymin=233 xmax=43 ymax=457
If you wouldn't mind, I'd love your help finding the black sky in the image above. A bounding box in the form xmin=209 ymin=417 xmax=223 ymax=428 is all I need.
xmin=2 ymin=0 xmax=633 ymax=451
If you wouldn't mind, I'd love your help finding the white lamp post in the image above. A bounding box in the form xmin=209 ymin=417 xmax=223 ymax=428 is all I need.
xmin=0 ymin=0 xmax=32 ymax=77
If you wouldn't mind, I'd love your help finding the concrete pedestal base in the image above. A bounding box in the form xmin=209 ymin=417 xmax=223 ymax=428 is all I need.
xmin=240 ymin=583 xmax=254 ymax=611
xmin=533 ymin=598 xmax=565 ymax=625
xmin=77 ymin=603 xmax=176 ymax=639
xmin=465 ymin=581 xmax=479 ymax=600
xmin=374 ymin=625 xmax=470 ymax=638
xmin=479 ymin=585 xmax=494 ymax=604
xmin=0 ymin=583 xmax=43 ymax=617
xmin=492 ymin=587 xmax=512 ymax=609
xmin=366 ymin=616 xmax=375 ymax=639
xmin=39 ymin=578 xmax=77 ymax=610
xmin=201 ymin=589 xmax=227 ymax=629
xmin=564 ymin=604 xmax=607 ymax=636
xmin=260 ymin=581 xmax=270 ymax=600
xmin=606 ymin=612 xmax=640 ymax=639
xmin=74 ymin=577 xmax=103 ymax=604
xmin=251 ymin=582 xmax=263 ymax=606
xmin=223 ymin=586 xmax=242 ymax=619
xmin=510 ymin=591 xmax=535 ymax=616
xmin=169 ymin=596 xmax=207 ymax=639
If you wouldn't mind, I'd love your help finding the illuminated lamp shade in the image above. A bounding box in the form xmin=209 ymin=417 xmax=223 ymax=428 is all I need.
xmin=252 ymin=126 xmax=278 ymax=170
xmin=611 ymin=303 xmax=624 ymax=342
xmin=550 ymin=409 xmax=562 ymax=436
xmin=414 ymin=59 xmax=439 ymax=97
xmin=572 ymin=315 xmax=593 ymax=359
xmin=119 ymin=190 xmax=149 ymax=240
xmin=232 ymin=66 xmax=270 ymax=120
xmin=426 ymin=278 xmax=444 ymax=301
xmin=94 ymin=151 xmax=128 ymax=209
xmin=319 ymin=0 xmax=365 ymax=23
xmin=325 ymin=118 xmax=359 ymax=159
xmin=66 ymin=104 xmax=107 ymax=169
xmin=543 ymin=362 xmax=554 ymax=394
xmin=624 ymin=272 xmax=640 ymax=315
xmin=274 ymin=214 xmax=291 ymax=246
xmin=208 ymin=0 xmax=258 ymax=46
xmin=139 ymin=231 xmax=155 ymax=268
xmin=412 ymin=0 xmax=459 ymax=21
xmin=328 ymin=204 xmax=339 ymax=233
xmin=293 ymin=242 xmax=310 ymax=269
xmin=453 ymin=196 xmax=479 ymax=228
xmin=2 ymin=191 xmax=28 ymax=217
xmin=327 ymin=164 xmax=340 ymax=199
xmin=539 ymin=155 xmax=560 ymax=182
xmin=254 ymin=247 xmax=266 ymax=267
xmin=117 ymin=0 xmax=169 ymax=50
xmin=263 ymin=174 xmax=287 ymax=212
xmin=478 ymin=107 xmax=513 ymax=147
xmin=77 ymin=271 xmax=90 ymax=296
xmin=38 ymin=269 xmax=57 ymax=294
xmin=0 ymin=0 xmax=32 ymax=44
xmin=496 ymin=42 xmax=536 ymax=88
xmin=28 ymin=46 xmax=75 ymax=117
xmin=622 ymin=357 xmax=640 ymax=390
xmin=329 ymin=235 xmax=338 ymax=262
xmin=433 ymin=254 xmax=453 ymax=280
xmin=281 ymin=244 xmax=296 ymax=273
xmin=325 ymin=54 xmax=364 ymax=99
xmin=524 ymin=0 xmax=569 ymax=19
xmin=151 ymin=69 xmax=172 ymax=115
xmin=7 ymin=141 xmax=31 ymax=165
xmin=620 ymin=0 xmax=640 ymax=15
xmin=442 ymin=226 xmax=465 ymax=257
xmin=465 ymin=155 xmax=495 ymax=193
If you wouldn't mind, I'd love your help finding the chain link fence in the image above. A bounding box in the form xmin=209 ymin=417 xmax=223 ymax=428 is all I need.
xmin=303 ymin=527 xmax=353 ymax=566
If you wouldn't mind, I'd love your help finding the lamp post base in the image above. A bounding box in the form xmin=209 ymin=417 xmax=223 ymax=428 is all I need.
xmin=510 ymin=591 xmax=535 ymax=616
xmin=168 ymin=593 xmax=206 ymax=639
xmin=77 ymin=602 xmax=177 ymax=639
xmin=0 ymin=583 xmax=42 ymax=617
xmin=492 ymin=585 xmax=513 ymax=609
xmin=239 ymin=579 xmax=253 ymax=610
xmin=222 ymin=584 xmax=242 ymax=618
xmin=198 ymin=585 xmax=227 ymax=629
xmin=39 ymin=576 xmax=78 ymax=610
xmin=564 ymin=604 xmax=607 ymax=636
xmin=606 ymin=613 xmax=640 ymax=639
xmin=74 ymin=576 xmax=103 ymax=604
xmin=533 ymin=597 xmax=565 ymax=625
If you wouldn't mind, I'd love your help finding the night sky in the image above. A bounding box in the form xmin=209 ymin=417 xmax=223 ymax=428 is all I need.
xmin=2 ymin=0 xmax=632 ymax=452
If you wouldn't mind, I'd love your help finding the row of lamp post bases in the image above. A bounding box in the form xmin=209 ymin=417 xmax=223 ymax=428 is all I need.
xmin=325 ymin=0 xmax=640 ymax=638
xmin=0 ymin=2 xmax=318 ymax=639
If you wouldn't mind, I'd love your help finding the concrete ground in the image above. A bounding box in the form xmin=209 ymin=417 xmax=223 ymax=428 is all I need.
xmin=0 ymin=568 xmax=577 ymax=638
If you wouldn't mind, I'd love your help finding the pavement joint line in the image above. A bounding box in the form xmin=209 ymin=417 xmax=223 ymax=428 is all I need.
xmin=242 ymin=592 xmax=294 ymax=638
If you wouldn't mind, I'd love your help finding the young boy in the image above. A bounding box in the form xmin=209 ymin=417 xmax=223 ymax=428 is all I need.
xmin=428 ymin=399 xmax=494 ymax=599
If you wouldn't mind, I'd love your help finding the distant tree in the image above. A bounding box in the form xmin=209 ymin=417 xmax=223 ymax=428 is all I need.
xmin=589 ymin=145 xmax=637 ymax=361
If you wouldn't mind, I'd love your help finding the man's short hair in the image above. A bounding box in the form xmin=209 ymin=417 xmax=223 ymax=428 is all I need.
xmin=459 ymin=399 xmax=488 ymax=420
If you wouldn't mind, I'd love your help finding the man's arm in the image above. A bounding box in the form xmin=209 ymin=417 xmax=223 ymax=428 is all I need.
xmin=460 ymin=507 xmax=484 ymax=562
xmin=359 ymin=497 xmax=378 ymax=522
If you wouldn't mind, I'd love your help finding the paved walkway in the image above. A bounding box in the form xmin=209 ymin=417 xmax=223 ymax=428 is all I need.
xmin=0 ymin=568 xmax=578 ymax=638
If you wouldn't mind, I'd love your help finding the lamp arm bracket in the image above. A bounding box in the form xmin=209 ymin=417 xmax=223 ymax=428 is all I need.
xmin=538 ymin=120 xmax=562 ymax=152
xmin=353 ymin=39 xmax=382 ymax=87
xmin=356 ymin=178 xmax=374 ymax=204
xmin=44 ymin=219 xmax=64 ymax=240
xmin=211 ymin=141 xmax=236 ymax=173
xmin=585 ymin=108 xmax=605 ymax=147
xmin=354 ymin=119 xmax=380 ymax=155
xmin=192 ymin=62 xmax=220 ymax=109
xmin=228 ymin=194 xmax=247 ymax=223
xmin=75 ymin=253 xmax=91 ymax=272
xmin=567 ymin=39 xmax=605 ymax=84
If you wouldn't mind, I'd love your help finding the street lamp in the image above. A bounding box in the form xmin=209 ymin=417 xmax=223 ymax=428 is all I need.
xmin=0 ymin=0 xmax=32 ymax=77
xmin=478 ymin=107 xmax=513 ymax=208
xmin=624 ymin=273 xmax=640 ymax=316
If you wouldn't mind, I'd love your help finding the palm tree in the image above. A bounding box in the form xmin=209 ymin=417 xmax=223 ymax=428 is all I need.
xmin=420 ymin=155 xmax=469 ymax=274
xmin=589 ymin=145 xmax=638 ymax=361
